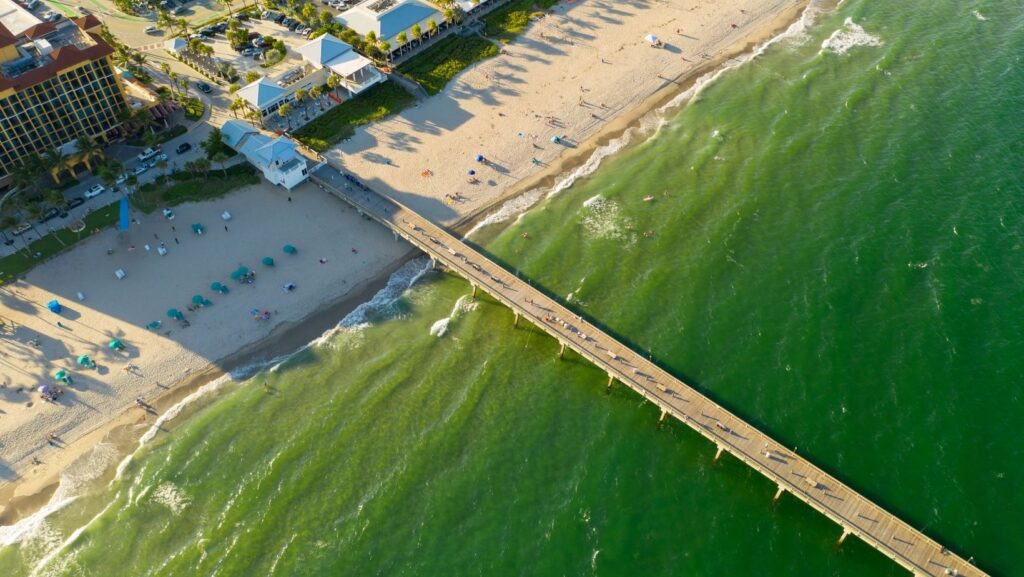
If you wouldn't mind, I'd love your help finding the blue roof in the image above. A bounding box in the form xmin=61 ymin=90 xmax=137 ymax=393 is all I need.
xmin=221 ymin=120 xmax=255 ymax=149
xmin=378 ymin=3 xmax=437 ymax=39
xmin=237 ymin=77 xmax=287 ymax=110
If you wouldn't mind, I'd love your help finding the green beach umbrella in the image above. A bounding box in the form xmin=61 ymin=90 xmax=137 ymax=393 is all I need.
xmin=109 ymin=339 xmax=124 ymax=350
xmin=262 ymin=257 xmax=274 ymax=267
xmin=146 ymin=321 xmax=161 ymax=330
xmin=192 ymin=295 xmax=205 ymax=305
xmin=238 ymin=266 xmax=249 ymax=276
xmin=167 ymin=308 xmax=183 ymax=320
xmin=77 ymin=355 xmax=91 ymax=366
xmin=211 ymin=282 xmax=223 ymax=291
xmin=283 ymin=244 xmax=297 ymax=254
xmin=230 ymin=269 xmax=243 ymax=280
xmin=54 ymin=369 xmax=67 ymax=381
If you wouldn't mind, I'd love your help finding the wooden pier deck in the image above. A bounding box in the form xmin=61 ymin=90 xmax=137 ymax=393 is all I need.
xmin=311 ymin=165 xmax=985 ymax=577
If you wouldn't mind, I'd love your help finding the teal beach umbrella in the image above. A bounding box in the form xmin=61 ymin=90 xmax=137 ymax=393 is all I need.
xmin=109 ymin=339 xmax=124 ymax=350
xmin=167 ymin=308 xmax=183 ymax=320
xmin=283 ymin=244 xmax=297 ymax=254
xmin=262 ymin=257 xmax=274 ymax=266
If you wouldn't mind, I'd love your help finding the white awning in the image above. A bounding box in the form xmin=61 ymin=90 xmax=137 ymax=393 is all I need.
xmin=326 ymin=50 xmax=374 ymax=78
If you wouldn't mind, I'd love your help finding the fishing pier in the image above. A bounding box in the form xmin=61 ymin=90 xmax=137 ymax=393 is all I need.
xmin=311 ymin=164 xmax=985 ymax=577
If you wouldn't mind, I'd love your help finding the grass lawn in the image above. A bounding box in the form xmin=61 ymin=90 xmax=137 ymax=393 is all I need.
xmin=131 ymin=165 xmax=260 ymax=214
xmin=180 ymin=96 xmax=205 ymax=121
xmin=294 ymin=82 xmax=414 ymax=152
xmin=126 ymin=125 xmax=188 ymax=147
xmin=399 ymin=35 xmax=499 ymax=95
xmin=0 ymin=204 xmax=118 ymax=285
xmin=484 ymin=0 xmax=559 ymax=42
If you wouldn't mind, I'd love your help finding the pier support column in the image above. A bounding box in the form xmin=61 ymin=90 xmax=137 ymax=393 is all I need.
xmin=471 ymin=284 xmax=477 ymax=298
xmin=514 ymin=312 xmax=520 ymax=328
xmin=659 ymin=409 xmax=668 ymax=424
xmin=774 ymin=486 xmax=785 ymax=502
xmin=606 ymin=374 xmax=614 ymax=390
xmin=837 ymin=529 xmax=851 ymax=545
xmin=558 ymin=342 xmax=566 ymax=359
xmin=430 ymin=257 xmax=437 ymax=270
xmin=714 ymin=445 xmax=724 ymax=462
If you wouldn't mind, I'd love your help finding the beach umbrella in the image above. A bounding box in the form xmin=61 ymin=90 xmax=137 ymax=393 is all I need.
xmin=551 ymin=135 xmax=561 ymax=144
xmin=191 ymin=223 xmax=205 ymax=235
xmin=192 ymin=295 xmax=205 ymax=305
xmin=54 ymin=369 xmax=67 ymax=381
xmin=262 ymin=257 xmax=274 ymax=267
xmin=283 ymin=244 xmax=297 ymax=255
xmin=467 ymin=169 xmax=476 ymax=176
xmin=47 ymin=299 xmax=62 ymax=314
xmin=146 ymin=321 xmax=161 ymax=330
xmin=167 ymin=308 xmax=183 ymax=320
xmin=211 ymin=282 xmax=223 ymax=292
xmin=109 ymin=339 xmax=124 ymax=350
xmin=475 ymin=154 xmax=484 ymax=162
xmin=39 ymin=385 xmax=52 ymax=394
xmin=230 ymin=269 xmax=243 ymax=280
xmin=77 ymin=354 xmax=91 ymax=366
xmin=238 ymin=266 xmax=249 ymax=276
xmin=644 ymin=34 xmax=659 ymax=45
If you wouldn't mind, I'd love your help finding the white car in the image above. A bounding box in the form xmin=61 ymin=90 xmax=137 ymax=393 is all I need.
xmin=84 ymin=185 xmax=106 ymax=199
xmin=144 ymin=26 xmax=159 ymax=34
xmin=116 ymin=173 xmax=127 ymax=185
xmin=133 ymin=164 xmax=149 ymax=176
xmin=155 ymin=153 xmax=168 ymax=162
xmin=137 ymin=147 xmax=158 ymax=162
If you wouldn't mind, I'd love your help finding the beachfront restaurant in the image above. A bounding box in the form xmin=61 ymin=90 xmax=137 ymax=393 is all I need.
xmin=236 ymin=70 xmax=324 ymax=122
xmin=336 ymin=0 xmax=442 ymax=57
xmin=296 ymin=33 xmax=384 ymax=97
xmin=221 ymin=120 xmax=309 ymax=190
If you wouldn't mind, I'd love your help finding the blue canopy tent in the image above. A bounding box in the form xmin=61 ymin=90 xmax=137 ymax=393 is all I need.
xmin=47 ymin=299 xmax=62 ymax=314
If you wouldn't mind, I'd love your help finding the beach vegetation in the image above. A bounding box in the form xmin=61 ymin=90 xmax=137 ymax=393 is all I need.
xmin=293 ymin=82 xmax=414 ymax=151
xmin=0 ymin=204 xmax=118 ymax=285
xmin=201 ymin=127 xmax=228 ymax=159
xmin=484 ymin=0 xmax=558 ymax=41
xmin=131 ymin=164 xmax=259 ymax=214
xmin=399 ymin=35 xmax=498 ymax=95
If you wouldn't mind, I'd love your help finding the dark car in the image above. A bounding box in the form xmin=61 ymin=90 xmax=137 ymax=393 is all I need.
xmin=37 ymin=207 xmax=59 ymax=224
xmin=175 ymin=142 xmax=192 ymax=154
xmin=214 ymin=21 xmax=228 ymax=32
xmin=287 ymin=21 xmax=300 ymax=31
xmin=64 ymin=197 xmax=85 ymax=211
xmin=272 ymin=13 xmax=285 ymax=23
xmin=197 ymin=82 xmax=212 ymax=94
xmin=232 ymin=13 xmax=248 ymax=20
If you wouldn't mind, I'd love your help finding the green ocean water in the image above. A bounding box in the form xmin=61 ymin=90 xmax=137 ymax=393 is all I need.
xmin=3 ymin=0 xmax=1023 ymax=575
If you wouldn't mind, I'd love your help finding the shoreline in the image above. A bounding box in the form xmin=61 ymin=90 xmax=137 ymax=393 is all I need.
xmin=0 ymin=0 xmax=811 ymax=530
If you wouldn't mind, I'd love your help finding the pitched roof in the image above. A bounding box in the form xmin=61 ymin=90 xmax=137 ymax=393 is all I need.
xmin=165 ymin=37 xmax=187 ymax=52
xmin=220 ymin=119 xmax=255 ymax=149
xmin=236 ymin=76 xmax=287 ymax=109
xmin=252 ymin=137 xmax=298 ymax=167
xmin=326 ymin=48 xmax=373 ymax=77
xmin=297 ymin=33 xmax=351 ymax=66
xmin=338 ymin=0 xmax=440 ymax=41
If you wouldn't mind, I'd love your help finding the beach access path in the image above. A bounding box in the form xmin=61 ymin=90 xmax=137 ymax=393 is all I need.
xmin=330 ymin=0 xmax=809 ymax=227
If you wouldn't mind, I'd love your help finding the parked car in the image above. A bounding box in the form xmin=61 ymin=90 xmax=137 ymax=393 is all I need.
xmin=197 ymin=82 xmax=212 ymax=94
xmin=232 ymin=12 xmax=248 ymax=20
xmin=137 ymin=147 xmax=158 ymax=162
xmin=37 ymin=207 xmax=59 ymax=224
xmin=175 ymin=142 xmax=192 ymax=154
xmin=272 ymin=13 xmax=286 ymax=23
xmin=173 ymin=6 xmax=186 ymax=15
xmin=287 ymin=21 xmax=300 ymax=31
xmin=155 ymin=153 xmax=168 ymax=162
xmin=144 ymin=25 xmax=159 ymax=34
xmin=64 ymin=197 xmax=85 ymax=211
xmin=214 ymin=21 xmax=229 ymax=32
xmin=84 ymin=184 xmax=106 ymax=199
xmin=12 ymin=222 xmax=31 ymax=236
xmin=77 ymin=5 xmax=90 ymax=14
xmin=133 ymin=164 xmax=149 ymax=176
xmin=116 ymin=173 xmax=127 ymax=185
xmin=241 ymin=47 xmax=259 ymax=56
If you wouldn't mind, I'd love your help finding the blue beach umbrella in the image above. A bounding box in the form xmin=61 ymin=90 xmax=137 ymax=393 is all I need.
xmin=167 ymin=308 xmax=183 ymax=320
xmin=262 ymin=257 xmax=274 ymax=267
xmin=54 ymin=369 xmax=67 ymax=381
xmin=109 ymin=339 xmax=124 ymax=350
xmin=475 ymin=154 xmax=484 ymax=162
xmin=283 ymin=244 xmax=297 ymax=255
xmin=192 ymin=295 xmax=205 ymax=305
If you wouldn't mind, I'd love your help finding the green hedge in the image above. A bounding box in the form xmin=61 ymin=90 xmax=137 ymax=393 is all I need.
xmin=0 ymin=204 xmax=118 ymax=285
xmin=294 ymin=82 xmax=414 ymax=151
xmin=399 ymin=35 xmax=499 ymax=95
xmin=132 ymin=165 xmax=259 ymax=214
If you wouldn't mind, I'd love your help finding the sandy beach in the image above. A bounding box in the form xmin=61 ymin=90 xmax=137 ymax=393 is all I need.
xmin=0 ymin=0 xmax=808 ymax=526
xmin=332 ymin=0 xmax=809 ymax=227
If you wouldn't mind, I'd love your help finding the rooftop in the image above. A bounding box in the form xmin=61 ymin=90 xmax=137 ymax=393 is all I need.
xmin=336 ymin=0 xmax=441 ymax=42
xmin=0 ymin=17 xmax=112 ymax=91
xmin=236 ymin=76 xmax=288 ymax=109
xmin=0 ymin=0 xmax=40 ymax=36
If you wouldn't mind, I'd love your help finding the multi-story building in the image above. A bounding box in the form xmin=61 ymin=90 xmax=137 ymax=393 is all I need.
xmin=0 ymin=10 xmax=130 ymax=186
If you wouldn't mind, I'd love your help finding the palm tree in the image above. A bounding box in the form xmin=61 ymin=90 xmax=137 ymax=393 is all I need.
xmin=396 ymin=31 xmax=408 ymax=47
xmin=310 ymin=85 xmax=323 ymax=106
xmin=294 ymin=89 xmax=308 ymax=116
xmin=379 ymin=40 xmax=390 ymax=57
xmin=0 ymin=215 xmax=16 ymax=247
xmin=229 ymin=97 xmax=245 ymax=118
xmin=179 ymin=78 xmax=190 ymax=97
xmin=74 ymin=135 xmax=102 ymax=170
xmin=428 ymin=19 xmax=437 ymax=37
xmin=411 ymin=24 xmax=422 ymax=43
xmin=10 ymin=155 xmax=44 ymax=198
xmin=277 ymin=103 xmax=292 ymax=129
xmin=41 ymin=189 xmax=66 ymax=245
xmin=220 ymin=0 xmax=235 ymax=16
xmin=211 ymin=151 xmax=229 ymax=177
xmin=156 ymin=159 xmax=168 ymax=182
xmin=176 ymin=18 xmax=190 ymax=37
xmin=326 ymin=74 xmax=341 ymax=99
xmin=126 ymin=174 xmax=139 ymax=194
xmin=42 ymin=148 xmax=68 ymax=183
xmin=365 ymin=30 xmax=377 ymax=46
xmin=169 ymin=71 xmax=180 ymax=94
xmin=157 ymin=9 xmax=174 ymax=32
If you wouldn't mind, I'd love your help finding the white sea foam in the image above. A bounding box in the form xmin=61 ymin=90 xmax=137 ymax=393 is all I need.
xmin=151 ymin=482 xmax=191 ymax=514
xmin=581 ymin=197 xmax=632 ymax=242
xmin=0 ymin=442 xmax=120 ymax=548
xmin=339 ymin=257 xmax=433 ymax=328
xmin=973 ymin=10 xmax=987 ymax=21
xmin=463 ymin=188 xmax=544 ymax=239
xmin=429 ymin=295 xmax=478 ymax=337
xmin=820 ymin=17 xmax=882 ymax=55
